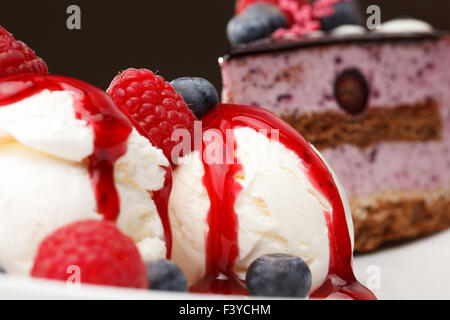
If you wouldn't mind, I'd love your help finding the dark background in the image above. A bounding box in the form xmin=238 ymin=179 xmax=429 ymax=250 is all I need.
xmin=1 ymin=1 xmax=449 ymax=91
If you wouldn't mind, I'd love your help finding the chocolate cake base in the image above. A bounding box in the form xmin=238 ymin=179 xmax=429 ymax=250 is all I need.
xmin=352 ymin=188 xmax=450 ymax=252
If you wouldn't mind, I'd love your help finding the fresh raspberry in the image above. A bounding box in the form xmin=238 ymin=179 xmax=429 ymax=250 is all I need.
xmin=31 ymin=220 xmax=148 ymax=289
xmin=236 ymin=0 xmax=278 ymax=14
xmin=0 ymin=25 xmax=48 ymax=78
xmin=107 ymin=68 xmax=197 ymax=166
xmin=236 ymin=0 xmax=347 ymax=38
xmin=274 ymin=0 xmax=344 ymax=37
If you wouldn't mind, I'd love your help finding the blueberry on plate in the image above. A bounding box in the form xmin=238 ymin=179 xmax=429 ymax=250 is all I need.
xmin=0 ymin=267 xmax=5 ymax=274
xmin=246 ymin=254 xmax=312 ymax=298
xmin=171 ymin=77 xmax=219 ymax=118
xmin=227 ymin=3 xmax=287 ymax=45
xmin=146 ymin=259 xmax=188 ymax=292
xmin=320 ymin=0 xmax=364 ymax=32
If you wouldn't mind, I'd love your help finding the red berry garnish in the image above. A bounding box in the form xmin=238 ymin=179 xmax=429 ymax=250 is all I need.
xmin=0 ymin=25 xmax=48 ymax=78
xmin=236 ymin=0 xmax=278 ymax=14
xmin=273 ymin=0 xmax=344 ymax=38
xmin=235 ymin=0 xmax=348 ymax=38
xmin=107 ymin=68 xmax=197 ymax=167
xmin=31 ymin=220 xmax=148 ymax=289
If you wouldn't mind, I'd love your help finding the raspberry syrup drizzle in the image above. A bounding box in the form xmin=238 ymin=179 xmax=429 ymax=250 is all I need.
xmin=152 ymin=167 xmax=173 ymax=258
xmin=192 ymin=104 xmax=376 ymax=300
xmin=0 ymin=75 xmax=172 ymax=256
xmin=189 ymin=117 xmax=246 ymax=295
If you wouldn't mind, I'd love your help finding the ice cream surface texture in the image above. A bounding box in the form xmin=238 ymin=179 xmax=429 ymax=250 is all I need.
xmin=169 ymin=104 xmax=375 ymax=299
xmin=172 ymin=129 xmax=331 ymax=291
xmin=0 ymin=75 xmax=171 ymax=275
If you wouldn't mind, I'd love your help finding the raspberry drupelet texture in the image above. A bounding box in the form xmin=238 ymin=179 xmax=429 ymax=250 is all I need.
xmin=107 ymin=68 xmax=197 ymax=166
xmin=31 ymin=220 xmax=148 ymax=289
xmin=0 ymin=26 xmax=48 ymax=78
xmin=274 ymin=0 xmax=346 ymax=37
xmin=236 ymin=0 xmax=278 ymax=14
xmin=235 ymin=0 xmax=348 ymax=38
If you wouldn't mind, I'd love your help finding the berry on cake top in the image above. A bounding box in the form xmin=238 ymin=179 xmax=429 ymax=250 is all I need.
xmin=228 ymin=0 xmax=364 ymax=45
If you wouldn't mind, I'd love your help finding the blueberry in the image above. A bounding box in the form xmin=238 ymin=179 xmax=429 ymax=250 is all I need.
xmin=320 ymin=1 xmax=364 ymax=32
xmin=171 ymin=77 xmax=219 ymax=118
xmin=227 ymin=14 xmax=272 ymax=46
xmin=245 ymin=4 xmax=287 ymax=31
xmin=334 ymin=68 xmax=369 ymax=115
xmin=0 ymin=267 xmax=5 ymax=274
xmin=146 ymin=259 xmax=188 ymax=292
xmin=246 ymin=254 xmax=312 ymax=298
xmin=227 ymin=4 xmax=287 ymax=45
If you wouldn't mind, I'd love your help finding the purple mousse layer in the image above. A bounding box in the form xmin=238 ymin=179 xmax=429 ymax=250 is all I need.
xmin=322 ymin=107 xmax=450 ymax=198
xmin=221 ymin=34 xmax=450 ymax=198
xmin=221 ymin=35 xmax=450 ymax=117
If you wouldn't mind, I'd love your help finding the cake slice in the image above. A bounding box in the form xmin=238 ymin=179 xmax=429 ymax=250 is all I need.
xmin=220 ymin=22 xmax=450 ymax=251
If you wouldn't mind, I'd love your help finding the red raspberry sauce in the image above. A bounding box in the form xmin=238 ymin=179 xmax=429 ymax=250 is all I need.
xmin=190 ymin=104 xmax=376 ymax=300
xmin=0 ymin=75 xmax=172 ymax=257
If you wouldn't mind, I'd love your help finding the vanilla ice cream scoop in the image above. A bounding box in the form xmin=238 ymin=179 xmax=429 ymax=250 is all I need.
xmin=0 ymin=75 xmax=171 ymax=275
xmin=169 ymin=104 xmax=375 ymax=299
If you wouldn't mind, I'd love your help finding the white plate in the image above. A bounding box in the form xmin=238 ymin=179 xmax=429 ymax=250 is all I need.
xmin=354 ymin=229 xmax=450 ymax=300
xmin=0 ymin=230 xmax=449 ymax=300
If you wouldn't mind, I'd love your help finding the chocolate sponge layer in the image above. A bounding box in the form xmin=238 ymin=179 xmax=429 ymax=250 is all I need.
xmin=282 ymin=99 xmax=441 ymax=150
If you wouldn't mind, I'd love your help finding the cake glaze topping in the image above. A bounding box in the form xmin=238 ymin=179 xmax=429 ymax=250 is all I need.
xmin=375 ymin=18 xmax=434 ymax=34
xmin=331 ymin=24 xmax=366 ymax=36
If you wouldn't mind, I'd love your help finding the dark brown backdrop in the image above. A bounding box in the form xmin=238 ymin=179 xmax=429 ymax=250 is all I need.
xmin=1 ymin=1 xmax=449 ymax=91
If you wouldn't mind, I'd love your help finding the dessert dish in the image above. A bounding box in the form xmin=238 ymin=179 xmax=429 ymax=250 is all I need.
xmin=0 ymin=24 xmax=374 ymax=299
xmin=221 ymin=0 xmax=450 ymax=251
xmin=169 ymin=103 xmax=375 ymax=299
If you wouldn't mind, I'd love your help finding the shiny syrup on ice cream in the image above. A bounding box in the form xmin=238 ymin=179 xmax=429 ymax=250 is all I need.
xmin=0 ymin=74 xmax=173 ymax=257
xmin=190 ymin=103 xmax=376 ymax=300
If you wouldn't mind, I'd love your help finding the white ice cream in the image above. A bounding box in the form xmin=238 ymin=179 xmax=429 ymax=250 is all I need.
xmin=169 ymin=127 xmax=354 ymax=292
xmin=0 ymin=89 xmax=169 ymax=275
